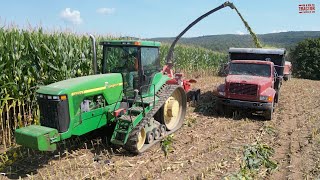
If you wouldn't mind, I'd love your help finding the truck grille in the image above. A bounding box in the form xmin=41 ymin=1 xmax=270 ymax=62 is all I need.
xmin=229 ymin=83 xmax=258 ymax=96
xmin=38 ymin=98 xmax=70 ymax=133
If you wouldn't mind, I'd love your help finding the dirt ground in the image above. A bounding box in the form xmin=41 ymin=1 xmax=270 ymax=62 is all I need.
xmin=1 ymin=76 xmax=320 ymax=180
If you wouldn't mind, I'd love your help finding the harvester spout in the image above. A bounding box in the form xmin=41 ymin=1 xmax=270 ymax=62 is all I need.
xmin=89 ymin=34 xmax=98 ymax=74
xmin=165 ymin=1 xmax=233 ymax=65
xmin=165 ymin=1 xmax=261 ymax=65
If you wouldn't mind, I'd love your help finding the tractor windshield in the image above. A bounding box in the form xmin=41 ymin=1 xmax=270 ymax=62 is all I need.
xmin=103 ymin=46 xmax=138 ymax=73
xmin=102 ymin=45 xmax=160 ymax=93
xmin=229 ymin=63 xmax=271 ymax=77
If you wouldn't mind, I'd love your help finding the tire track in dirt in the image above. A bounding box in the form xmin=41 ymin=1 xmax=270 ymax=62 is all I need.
xmin=106 ymin=112 xmax=262 ymax=179
xmin=270 ymin=79 xmax=320 ymax=179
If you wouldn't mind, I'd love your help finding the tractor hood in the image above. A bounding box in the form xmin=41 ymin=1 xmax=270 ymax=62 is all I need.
xmin=226 ymin=75 xmax=271 ymax=86
xmin=37 ymin=73 xmax=123 ymax=96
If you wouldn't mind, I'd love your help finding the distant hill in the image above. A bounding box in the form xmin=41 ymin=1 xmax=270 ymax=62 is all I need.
xmin=149 ymin=31 xmax=320 ymax=53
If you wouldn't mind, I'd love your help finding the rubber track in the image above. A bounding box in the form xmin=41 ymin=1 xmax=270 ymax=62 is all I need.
xmin=124 ymin=84 xmax=183 ymax=154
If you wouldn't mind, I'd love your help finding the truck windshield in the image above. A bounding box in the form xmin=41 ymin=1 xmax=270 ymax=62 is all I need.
xmin=103 ymin=46 xmax=138 ymax=73
xmin=229 ymin=63 xmax=271 ymax=77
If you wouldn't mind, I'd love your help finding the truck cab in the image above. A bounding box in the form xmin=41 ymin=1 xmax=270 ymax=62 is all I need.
xmin=215 ymin=48 xmax=286 ymax=120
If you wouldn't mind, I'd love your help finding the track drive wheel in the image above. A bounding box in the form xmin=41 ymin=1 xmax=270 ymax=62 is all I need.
xmin=162 ymin=87 xmax=187 ymax=130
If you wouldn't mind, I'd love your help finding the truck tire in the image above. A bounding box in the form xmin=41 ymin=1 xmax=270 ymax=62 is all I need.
xmin=264 ymin=103 xmax=274 ymax=120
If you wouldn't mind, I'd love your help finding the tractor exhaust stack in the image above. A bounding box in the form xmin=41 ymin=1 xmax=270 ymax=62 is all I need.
xmin=89 ymin=34 xmax=98 ymax=74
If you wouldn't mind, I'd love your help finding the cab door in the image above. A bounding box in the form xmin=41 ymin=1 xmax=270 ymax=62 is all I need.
xmin=138 ymin=47 xmax=160 ymax=96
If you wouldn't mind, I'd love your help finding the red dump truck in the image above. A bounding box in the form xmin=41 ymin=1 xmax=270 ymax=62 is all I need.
xmin=215 ymin=48 xmax=286 ymax=120
xmin=283 ymin=61 xmax=292 ymax=81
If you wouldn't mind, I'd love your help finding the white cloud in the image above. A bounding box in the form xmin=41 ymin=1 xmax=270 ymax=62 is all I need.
xmin=236 ymin=31 xmax=247 ymax=35
xmin=97 ymin=8 xmax=115 ymax=15
xmin=60 ymin=8 xmax=83 ymax=25
xmin=271 ymin=30 xmax=288 ymax=33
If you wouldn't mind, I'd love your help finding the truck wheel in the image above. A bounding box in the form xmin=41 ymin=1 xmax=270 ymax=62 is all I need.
xmin=264 ymin=109 xmax=273 ymax=120
xmin=264 ymin=104 xmax=273 ymax=120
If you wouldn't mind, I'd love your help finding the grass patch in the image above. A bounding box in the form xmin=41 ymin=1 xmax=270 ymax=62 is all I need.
xmin=161 ymin=134 xmax=175 ymax=158
xmin=226 ymin=142 xmax=277 ymax=179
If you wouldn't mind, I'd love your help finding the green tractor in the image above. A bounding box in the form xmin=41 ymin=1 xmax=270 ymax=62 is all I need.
xmin=15 ymin=1 xmax=240 ymax=154
xmin=15 ymin=37 xmax=198 ymax=153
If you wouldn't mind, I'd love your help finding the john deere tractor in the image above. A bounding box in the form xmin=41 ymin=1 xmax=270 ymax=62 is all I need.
xmin=15 ymin=37 xmax=195 ymax=153
xmin=15 ymin=1 xmax=240 ymax=153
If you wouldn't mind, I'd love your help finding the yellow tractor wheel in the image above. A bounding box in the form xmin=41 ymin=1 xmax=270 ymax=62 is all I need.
xmin=136 ymin=127 xmax=146 ymax=150
xmin=163 ymin=87 xmax=186 ymax=130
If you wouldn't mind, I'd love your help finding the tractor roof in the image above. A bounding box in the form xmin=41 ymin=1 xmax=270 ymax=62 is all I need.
xmin=100 ymin=40 xmax=161 ymax=47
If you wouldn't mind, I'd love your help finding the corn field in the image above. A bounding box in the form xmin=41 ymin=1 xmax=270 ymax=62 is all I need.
xmin=0 ymin=27 xmax=226 ymax=150
xmin=160 ymin=44 xmax=227 ymax=76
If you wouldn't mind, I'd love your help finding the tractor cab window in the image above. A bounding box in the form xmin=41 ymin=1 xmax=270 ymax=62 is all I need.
xmin=141 ymin=47 xmax=160 ymax=79
xmin=141 ymin=47 xmax=160 ymax=72
xmin=229 ymin=63 xmax=271 ymax=77
xmin=140 ymin=47 xmax=160 ymax=93
xmin=103 ymin=46 xmax=139 ymax=91
xmin=103 ymin=46 xmax=138 ymax=73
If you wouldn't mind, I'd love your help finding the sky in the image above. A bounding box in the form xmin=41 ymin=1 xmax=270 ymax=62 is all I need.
xmin=0 ymin=0 xmax=319 ymax=38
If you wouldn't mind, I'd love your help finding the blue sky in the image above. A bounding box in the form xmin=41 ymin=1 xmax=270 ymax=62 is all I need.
xmin=0 ymin=0 xmax=319 ymax=38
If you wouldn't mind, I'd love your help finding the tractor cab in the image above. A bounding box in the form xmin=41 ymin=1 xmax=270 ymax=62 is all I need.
xmin=100 ymin=40 xmax=161 ymax=96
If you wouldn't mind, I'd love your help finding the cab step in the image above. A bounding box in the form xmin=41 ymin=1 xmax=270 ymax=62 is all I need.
xmin=119 ymin=115 xmax=136 ymax=122
xmin=115 ymin=129 xmax=128 ymax=133
xmin=128 ymin=106 xmax=144 ymax=114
